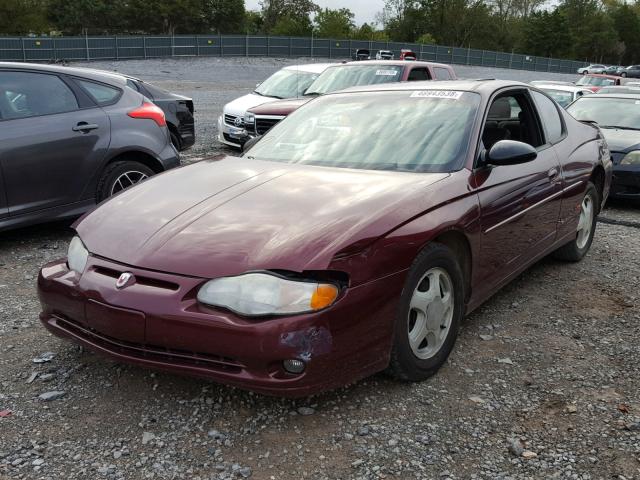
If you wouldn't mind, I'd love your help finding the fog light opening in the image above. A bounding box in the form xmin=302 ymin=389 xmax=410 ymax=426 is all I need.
xmin=283 ymin=359 xmax=306 ymax=374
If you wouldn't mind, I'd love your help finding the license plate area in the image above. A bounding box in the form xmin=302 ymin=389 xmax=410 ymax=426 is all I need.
xmin=85 ymin=299 xmax=145 ymax=344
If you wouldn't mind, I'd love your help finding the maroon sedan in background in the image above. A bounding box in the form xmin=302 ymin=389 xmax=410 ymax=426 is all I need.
xmin=38 ymin=80 xmax=611 ymax=397
xmin=244 ymin=60 xmax=457 ymax=136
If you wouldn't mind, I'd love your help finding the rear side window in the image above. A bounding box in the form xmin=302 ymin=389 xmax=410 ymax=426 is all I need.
xmin=76 ymin=79 xmax=121 ymax=105
xmin=407 ymin=68 xmax=430 ymax=81
xmin=434 ymin=67 xmax=452 ymax=80
xmin=532 ymin=91 xmax=564 ymax=144
xmin=0 ymin=71 xmax=78 ymax=120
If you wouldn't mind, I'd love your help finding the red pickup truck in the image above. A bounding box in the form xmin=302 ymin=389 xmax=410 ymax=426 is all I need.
xmin=244 ymin=60 xmax=457 ymax=137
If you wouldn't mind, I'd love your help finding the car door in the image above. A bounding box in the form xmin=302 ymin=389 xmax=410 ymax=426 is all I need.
xmin=0 ymin=70 xmax=110 ymax=216
xmin=472 ymin=88 xmax=563 ymax=296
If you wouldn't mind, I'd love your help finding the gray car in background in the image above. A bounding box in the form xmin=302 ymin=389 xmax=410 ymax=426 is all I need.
xmin=0 ymin=62 xmax=180 ymax=232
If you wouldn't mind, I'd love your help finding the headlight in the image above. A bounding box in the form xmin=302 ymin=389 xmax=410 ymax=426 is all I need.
xmin=621 ymin=151 xmax=640 ymax=166
xmin=67 ymin=236 xmax=89 ymax=274
xmin=197 ymin=272 xmax=339 ymax=316
xmin=244 ymin=113 xmax=255 ymax=125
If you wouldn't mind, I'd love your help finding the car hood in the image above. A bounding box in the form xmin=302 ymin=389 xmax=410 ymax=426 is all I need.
xmin=600 ymin=128 xmax=640 ymax=153
xmin=224 ymin=93 xmax=281 ymax=117
xmin=248 ymin=98 xmax=310 ymax=116
xmin=77 ymin=157 xmax=448 ymax=278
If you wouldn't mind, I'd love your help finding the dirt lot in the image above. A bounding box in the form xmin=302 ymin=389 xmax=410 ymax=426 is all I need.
xmin=1 ymin=58 xmax=639 ymax=480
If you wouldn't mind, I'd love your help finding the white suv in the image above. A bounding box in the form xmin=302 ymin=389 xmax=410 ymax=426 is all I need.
xmin=217 ymin=63 xmax=333 ymax=149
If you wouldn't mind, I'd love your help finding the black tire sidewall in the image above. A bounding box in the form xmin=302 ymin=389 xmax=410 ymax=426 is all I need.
xmin=391 ymin=244 xmax=464 ymax=380
xmin=97 ymin=161 xmax=155 ymax=203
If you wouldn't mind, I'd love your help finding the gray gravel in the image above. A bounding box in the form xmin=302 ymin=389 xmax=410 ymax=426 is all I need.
xmin=1 ymin=57 xmax=639 ymax=480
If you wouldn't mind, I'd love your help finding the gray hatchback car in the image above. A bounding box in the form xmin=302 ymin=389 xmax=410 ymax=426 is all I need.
xmin=0 ymin=62 xmax=180 ymax=232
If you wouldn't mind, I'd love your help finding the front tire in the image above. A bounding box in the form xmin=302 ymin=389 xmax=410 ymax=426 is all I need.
xmin=96 ymin=161 xmax=155 ymax=202
xmin=621 ymin=72 xmax=627 ymax=78
xmin=388 ymin=243 xmax=464 ymax=381
xmin=553 ymin=182 xmax=599 ymax=262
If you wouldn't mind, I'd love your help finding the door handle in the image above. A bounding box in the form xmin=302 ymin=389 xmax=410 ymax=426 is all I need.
xmin=72 ymin=123 xmax=99 ymax=133
xmin=548 ymin=168 xmax=559 ymax=181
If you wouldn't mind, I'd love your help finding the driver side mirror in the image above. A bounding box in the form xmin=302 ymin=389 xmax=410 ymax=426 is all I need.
xmin=486 ymin=140 xmax=537 ymax=166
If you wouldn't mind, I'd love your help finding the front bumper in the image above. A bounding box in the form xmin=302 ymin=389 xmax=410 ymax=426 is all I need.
xmin=217 ymin=115 xmax=250 ymax=149
xmin=38 ymin=257 xmax=401 ymax=397
xmin=610 ymin=161 xmax=640 ymax=199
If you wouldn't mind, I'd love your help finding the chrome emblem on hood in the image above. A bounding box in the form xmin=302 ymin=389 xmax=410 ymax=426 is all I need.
xmin=233 ymin=117 xmax=243 ymax=127
xmin=116 ymin=272 xmax=135 ymax=289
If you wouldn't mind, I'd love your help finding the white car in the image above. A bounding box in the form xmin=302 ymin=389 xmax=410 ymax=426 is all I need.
xmin=534 ymin=84 xmax=593 ymax=108
xmin=577 ymin=64 xmax=606 ymax=75
xmin=217 ymin=63 xmax=333 ymax=148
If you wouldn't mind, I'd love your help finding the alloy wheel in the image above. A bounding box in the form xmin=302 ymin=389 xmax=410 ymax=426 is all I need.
xmin=576 ymin=194 xmax=594 ymax=250
xmin=407 ymin=267 xmax=454 ymax=360
xmin=110 ymin=170 xmax=149 ymax=196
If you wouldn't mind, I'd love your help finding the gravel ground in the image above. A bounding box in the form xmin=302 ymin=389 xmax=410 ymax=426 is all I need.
xmin=1 ymin=57 xmax=640 ymax=480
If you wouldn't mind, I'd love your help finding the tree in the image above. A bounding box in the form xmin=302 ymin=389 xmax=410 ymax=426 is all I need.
xmin=314 ymin=8 xmax=355 ymax=39
xmin=270 ymin=15 xmax=313 ymax=36
xmin=609 ymin=2 xmax=640 ymax=63
xmin=260 ymin=0 xmax=318 ymax=33
xmin=0 ymin=0 xmax=48 ymax=35
xmin=244 ymin=10 xmax=264 ymax=34
xmin=521 ymin=10 xmax=572 ymax=58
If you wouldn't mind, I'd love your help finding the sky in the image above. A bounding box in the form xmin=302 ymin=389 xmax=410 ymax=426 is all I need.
xmin=244 ymin=0 xmax=386 ymax=26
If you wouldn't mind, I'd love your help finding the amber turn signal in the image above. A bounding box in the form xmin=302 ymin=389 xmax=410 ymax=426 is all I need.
xmin=310 ymin=284 xmax=339 ymax=310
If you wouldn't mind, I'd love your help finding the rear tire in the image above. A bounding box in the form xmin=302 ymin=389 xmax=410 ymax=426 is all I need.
xmin=96 ymin=161 xmax=155 ymax=202
xmin=388 ymin=243 xmax=464 ymax=381
xmin=582 ymin=70 xmax=588 ymax=75
xmin=553 ymin=182 xmax=599 ymax=262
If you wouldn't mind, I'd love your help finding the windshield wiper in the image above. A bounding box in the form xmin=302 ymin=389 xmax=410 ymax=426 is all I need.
xmin=599 ymin=125 xmax=640 ymax=131
xmin=304 ymin=91 xmax=321 ymax=97
xmin=253 ymin=91 xmax=284 ymax=99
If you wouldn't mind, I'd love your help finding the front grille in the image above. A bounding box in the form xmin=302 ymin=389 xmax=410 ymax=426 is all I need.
xmin=224 ymin=114 xmax=241 ymax=127
xmin=93 ymin=266 xmax=179 ymax=292
xmin=56 ymin=316 xmax=244 ymax=373
xmin=255 ymin=117 xmax=283 ymax=135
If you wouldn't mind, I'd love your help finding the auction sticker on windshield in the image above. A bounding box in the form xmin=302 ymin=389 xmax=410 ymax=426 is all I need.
xmin=376 ymin=70 xmax=400 ymax=76
xmin=411 ymin=90 xmax=464 ymax=99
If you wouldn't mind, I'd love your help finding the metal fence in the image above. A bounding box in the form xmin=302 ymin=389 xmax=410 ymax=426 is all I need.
xmin=0 ymin=35 xmax=587 ymax=74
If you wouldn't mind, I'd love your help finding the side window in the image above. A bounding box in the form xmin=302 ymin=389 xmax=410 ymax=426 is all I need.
xmin=126 ymin=79 xmax=140 ymax=92
xmin=481 ymin=92 xmax=543 ymax=152
xmin=76 ymin=79 xmax=121 ymax=105
xmin=407 ymin=68 xmax=430 ymax=81
xmin=0 ymin=71 xmax=78 ymax=120
xmin=531 ymin=91 xmax=564 ymax=144
xmin=433 ymin=67 xmax=452 ymax=80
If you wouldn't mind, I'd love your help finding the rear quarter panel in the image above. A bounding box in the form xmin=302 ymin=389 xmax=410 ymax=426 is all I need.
xmin=555 ymin=111 xmax=611 ymax=240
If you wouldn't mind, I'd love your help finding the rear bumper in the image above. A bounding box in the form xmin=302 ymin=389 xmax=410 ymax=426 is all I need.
xmin=610 ymin=164 xmax=640 ymax=199
xmin=158 ymin=142 xmax=181 ymax=170
xmin=38 ymin=258 xmax=400 ymax=397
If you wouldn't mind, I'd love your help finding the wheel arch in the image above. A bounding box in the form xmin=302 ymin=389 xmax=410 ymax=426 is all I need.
xmin=431 ymin=229 xmax=473 ymax=303
xmin=590 ymin=164 xmax=605 ymax=212
xmin=103 ymin=150 xmax=166 ymax=174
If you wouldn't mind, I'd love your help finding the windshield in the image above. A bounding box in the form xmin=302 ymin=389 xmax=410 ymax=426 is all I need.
xmin=245 ymin=90 xmax=480 ymax=173
xmin=305 ymin=65 xmax=403 ymax=96
xmin=540 ymin=88 xmax=574 ymax=107
xmin=576 ymin=76 xmax=615 ymax=87
xmin=255 ymin=69 xmax=320 ymax=99
xmin=567 ymin=97 xmax=640 ymax=129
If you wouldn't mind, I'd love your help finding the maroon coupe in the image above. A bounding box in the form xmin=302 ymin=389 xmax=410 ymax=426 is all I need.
xmin=38 ymin=80 xmax=612 ymax=397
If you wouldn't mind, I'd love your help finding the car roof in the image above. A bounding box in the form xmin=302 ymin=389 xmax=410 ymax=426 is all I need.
xmin=331 ymin=79 xmax=526 ymax=96
xmin=582 ymin=93 xmax=640 ymax=99
xmin=340 ymin=59 xmax=453 ymax=69
xmin=0 ymin=61 xmax=128 ymax=86
xmin=535 ymin=84 xmax=589 ymax=92
xmin=283 ymin=63 xmax=334 ymax=74
xmin=584 ymin=73 xmax=620 ymax=78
